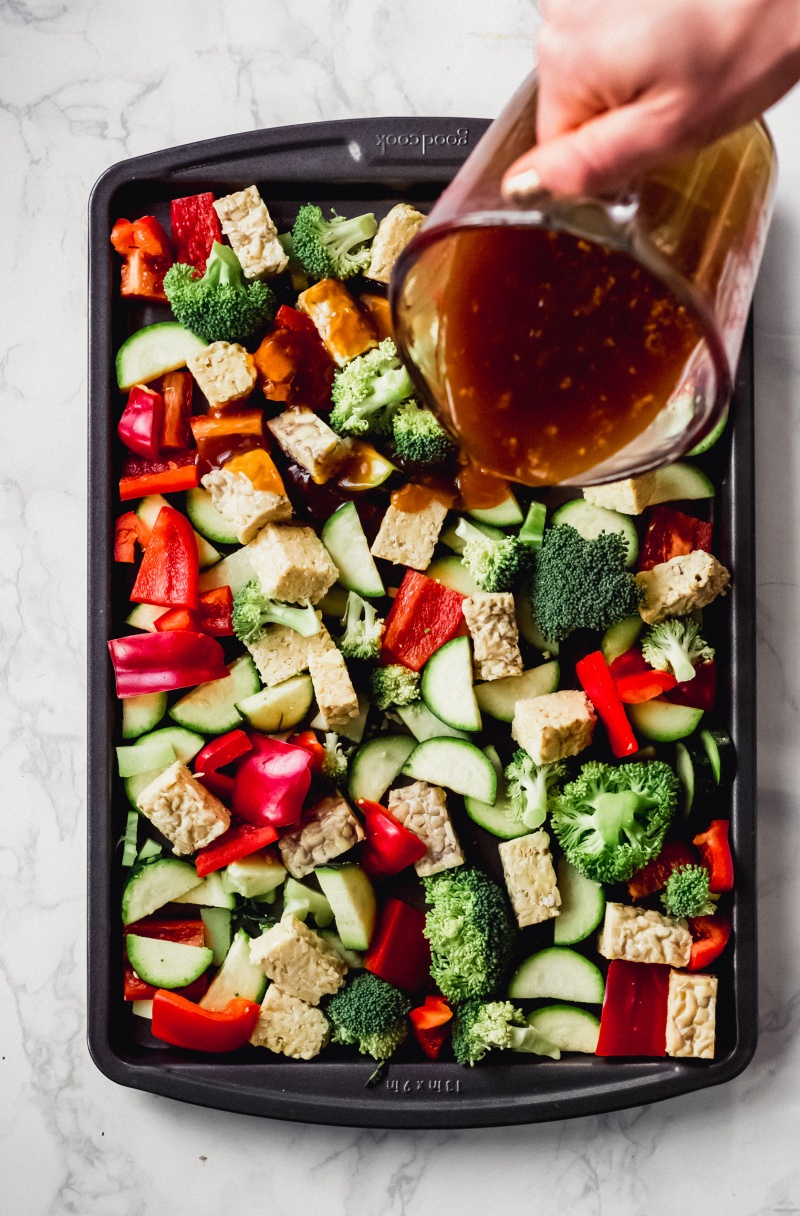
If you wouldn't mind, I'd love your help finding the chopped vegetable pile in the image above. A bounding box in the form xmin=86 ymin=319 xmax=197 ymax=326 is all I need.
xmin=109 ymin=185 xmax=736 ymax=1068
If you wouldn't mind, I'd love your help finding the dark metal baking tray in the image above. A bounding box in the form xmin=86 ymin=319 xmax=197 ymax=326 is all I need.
xmin=87 ymin=117 xmax=757 ymax=1128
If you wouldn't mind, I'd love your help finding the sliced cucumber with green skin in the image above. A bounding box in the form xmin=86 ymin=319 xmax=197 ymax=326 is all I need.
xmin=124 ymin=726 xmax=205 ymax=809
xmin=200 ymin=928 xmax=268 ymax=1011
xmin=600 ymin=615 xmax=643 ymax=665
xmin=173 ymin=870 xmax=236 ymax=909
xmin=122 ymin=692 xmax=167 ymax=739
xmin=169 ymin=655 xmax=260 ymax=735
xmin=236 ymin=674 xmax=313 ymax=733
xmin=526 ymin=1005 xmax=600 ymax=1054
xmin=474 ymin=660 xmax=560 ymax=723
xmin=648 ymin=461 xmax=715 ymax=504
xmin=509 ymin=947 xmax=605 ymax=1003
xmin=402 ymin=738 xmax=497 ymax=804
xmin=126 ymin=603 xmax=164 ymax=633
xmin=136 ymin=493 xmax=220 ymax=568
xmin=198 ymin=545 xmax=254 ymax=595
xmin=282 ymin=877 xmax=334 ymax=928
xmin=421 ymin=636 xmax=482 ymax=732
xmin=317 ymin=583 xmax=350 ymax=618
xmin=316 ymin=864 xmax=377 ymax=952
xmin=700 ymin=727 xmax=736 ymax=785
xmin=201 ymin=907 xmax=232 ymax=965
xmin=117 ymin=737 xmax=175 ymax=778
xmin=137 ymin=838 xmax=162 ymax=862
xmin=131 ymin=999 xmax=153 ymax=1020
xmin=321 ymin=501 xmax=384 ymax=597
xmin=464 ymin=746 xmax=528 ymax=840
xmin=126 ymin=934 xmax=212 ymax=989
xmin=425 ymin=555 xmax=482 ymax=596
xmin=395 ymin=700 xmax=469 ymax=742
xmin=519 ymin=501 xmax=547 ymax=549
xmin=553 ymin=858 xmax=605 ymax=945
xmin=515 ymin=588 xmax=559 ymax=654
xmin=185 ymin=487 xmax=239 ymax=545
xmin=554 ymin=499 xmax=638 ymax=567
xmin=349 ymin=735 xmax=417 ymax=804
xmin=468 ymin=493 xmax=524 ymax=527
xmin=440 ymin=519 xmax=504 ymax=554
xmin=121 ymin=858 xmax=200 ymax=924
xmin=310 ymin=692 xmax=369 ymax=743
xmin=628 ymin=698 xmax=703 ymax=741
xmin=688 ymin=407 xmax=729 ymax=456
xmin=223 ymin=851 xmax=286 ymax=899
xmin=116 ymin=322 xmax=207 ymax=391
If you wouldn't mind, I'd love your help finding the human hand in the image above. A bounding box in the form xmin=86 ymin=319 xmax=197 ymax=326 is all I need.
xmin=503 ymin=0 xmax=800 ymax=199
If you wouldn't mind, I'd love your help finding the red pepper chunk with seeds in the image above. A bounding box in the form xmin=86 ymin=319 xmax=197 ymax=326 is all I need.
xmin=639 ymin=506 xmax=713 ymax=571
xmin=170 ymin=193 xmax=222 ymax=273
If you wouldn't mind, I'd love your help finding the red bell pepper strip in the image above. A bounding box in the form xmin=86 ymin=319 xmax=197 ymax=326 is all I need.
xmin=119 ymin=460 xmax=200 ymax=502
xmin=608 ymin=647 xmax=652 ymax=682
xmin=232 ymin=735 xmax=312 ymax=829
xmin=275 ymin=304 xmax=318 ymax=335
xmin=615 ymin=669 xmax=678 ymax=704
xmin=160 ymin=370 xmax=194 ymax=450
xmin=688 ymin=914 xmax=732 ymax=970
xmin=693 ymin=819 xmax=734 ymax=892
xmin=287 ymin=730 xmax=325 ymax=771
xmin=576 ymin=650 xmax=638 ymax=758
xmin=639 ymin=506 xmax=713 ymax=572
xmin=110 ymin=215 xmax=173 ymax=301
xmin=409 ymin=995 xmax=453 ymax=1060
xmin=364 ymin=897 xmax=431 ymax=992
xmin=381 ymin=571 xmax=466 ymax=671
xmin=125 ymin=969 xmax=208 ymax=1003
xmin=194 ymin=822 xmax=278 ymax=877
xmin=627 ymin=841 xmax=699 ymax=900
xmin=118 ymin=384 xmax=164 ymax=460
xmin=123 ymin=918 xmax=207 ymax=1001
xmin=192 ymin=729 xmax=252 ymax=805
xmin=666 ymin=660 xmax=716 ymax=711
xmin=131 ymin=505 xmax=199 ymax=609
xmin=155 ymin=586 xmax=234 ymax=637
xmin=108 ymin=631 xmax=229 ymax=697
xmin=170 ymin=193 xmax=222 ymax=272
xmin=114 ymin=511 xmax=148 ymax=563
xmin=151 ymin=990 xmax=261 ymax=1052
xmin=356 ymin=799 xmax=427 ymax=878
xmin=595 ymin=960 xmax=670 ymax=1057
xmin=253 ymin=314 xmax=335 ymax=410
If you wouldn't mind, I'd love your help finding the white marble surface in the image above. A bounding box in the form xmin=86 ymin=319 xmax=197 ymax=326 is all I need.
xmin=2 ymin=0 xmax=800 ymax=1211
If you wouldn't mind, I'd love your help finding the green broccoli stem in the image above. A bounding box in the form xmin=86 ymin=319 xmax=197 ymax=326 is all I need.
xmin=507 ymin=1025 xmax=561 ymax=1058
xmin=266 ymin=601 xmax=319 ymax=637
xmin=661 ymin=635 xmax=697 ymax=683
xmin=203 ymin=241 xmax=245 ymax=288
xmin=328 ymin=213 xmax=378 ymax=258
xmin=520 ymin=769 xmax=550 ymax=830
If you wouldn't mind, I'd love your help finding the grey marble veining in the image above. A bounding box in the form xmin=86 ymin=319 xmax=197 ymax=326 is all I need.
xmin=1 ymin=1 xmax=799 ymax=1212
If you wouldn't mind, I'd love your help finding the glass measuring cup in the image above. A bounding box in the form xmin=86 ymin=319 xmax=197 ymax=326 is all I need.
xmin=390 ymin=71 xmax=777 ymax=487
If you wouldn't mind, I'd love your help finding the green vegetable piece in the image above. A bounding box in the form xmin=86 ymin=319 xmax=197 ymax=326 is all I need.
xmin=329 ymin=339 xmax=414 ymax=437
xmin=338 ymin=591 xmax=384 ymax=661
xmin=163 ymin=242 xmax=275 ymax=344
xmin=641 ymin=617 xmax=715 ymax=684
xmin=326 ymin=972 xmax=411 ymax=1060
xmin=452 ymin=999 xmax=561 ymax=1066
xmin=454 ymin=517 xmax=535 ymax=593
xmin=292 ymin=204 xmax=377 ymax=280
xmin=391 ymin=400 xmax=455 ymax=465
xmin=531 ymin=523 xmax=643 ymax=644
xmin=504 ymin=749 xmax=566 ymax=830
xmin=232 ymin=579 xmax=320 ymax=645
xmin=423 ymin=867 xmax=516 ymax=1003
xmin=369 ymin=664 xmax=420 ymax=711
xmin=661 ymin=864 xmax=716 ymax=918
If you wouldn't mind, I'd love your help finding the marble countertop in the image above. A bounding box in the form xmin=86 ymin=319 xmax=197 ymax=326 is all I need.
xmin=2 ymin=1 xmax=799 ymax=1211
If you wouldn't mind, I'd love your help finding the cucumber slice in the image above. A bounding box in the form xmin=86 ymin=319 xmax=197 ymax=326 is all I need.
xmin=440 ymin=519 xmax=504 ymax=554
xmin=395 ymin=700 xmax=469 ymax=742
xmin=198 ymin=545 xmax=254 ymax=595
xmin=628 ymin=698 xmax=703 ymax=741
xmin=136 ymin=493 xmax=220 ymax=568
xmin=201 ymin=907 xmax=232 ymax=965
xmin=282 ymin=877 xmax=334 ymax=928
xmin=509 ymin=947 xmax=605 ymax=1003
xmin=200 ymin=928 xmax=268 ymax=1010
xmin=402 ymin=738 xmax=497 ymax=804
xmin=316 ymin=864 xmax=377 ymax=952
xmin=122 ymin=692 xmax=167 ymax=739
xmin=125 ymin=603 xmax=164 ymax=633
xmin=223 ymin=851 xmax=287 ymax=899
xmin=124 ymin=725 xmax=205 ymax=809
xmin=349 ymin=735 xmax=417 ymax=804
xmin=648 ymin=461 xmax=715 ymax=504
xmin=700 ymin=727 xmax=736 ymax=786
xmin=464 ymin=745 xmax=528 ymax=839
xmin=421 ymin=636 xmax=482 ymax=732
xmin=553 ymin=858 xmax=605 ymax=945
xmin=131 ymin=1000 xmax=154 ymax=1020
xmin=474 ymin=660 xmax=559 ymax=723
xmin=554 ymin=499 xmax=638 ymax=567
xmin=515 ymin=588 xmax=559 ymax=654
xmin=169 ymin=655 xmax=260 ymax=735
xmin=172 ymin=870 xmax=236 ymax=909
xmin=600 ymin=616 xmax=643 ymax=665
xmin=185 ymin=487 xmax=239 ymax=545
xmin=321 ymin=501 xmax=384 ymax=597
xmin=121 ymin=858 xmax=200 ymax=925
xmin=317 ymin=583 xmax=350 ymax=618
xmin=526 ymin=1005 xmax=600 ymax=1054
xmin=137 ymin=838 xmax=162 ymax=862
xmin=310 ymin=691 xmax=369 ymax=743
xmin=468 ymin=493 xmax=524 ymax=527
xmin=425 ymin=555 xmax=482 ymax=596
xmin=675 ymin=741 xmax=696 ymax=818
xmin=320 ymin=930 xmax=364 ymax=969
xmin=519 ymin=501 xmax=546 ymax=549
xmin=688 ymin=407 xmax=729 ymax=456
xmin=116 ymin=322 xmax=207 ymax=391
xmin=126 ymin=934 xmax=212 ymax=989
xmin=235 ymin=674 xmax=313 ymax=733
xmin=117 ymin=737 xmax=175 ymax=778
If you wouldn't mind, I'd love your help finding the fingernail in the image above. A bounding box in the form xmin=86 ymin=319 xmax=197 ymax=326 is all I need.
xmin=502 ymin=167 xmax=543 ymax=201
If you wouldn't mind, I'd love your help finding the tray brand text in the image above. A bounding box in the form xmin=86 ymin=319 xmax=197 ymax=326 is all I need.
xmin=376 ymin=128 xmax=469 ymax=155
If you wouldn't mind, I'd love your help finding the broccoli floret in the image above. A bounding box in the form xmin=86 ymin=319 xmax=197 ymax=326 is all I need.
xmin=321 ymin=732 xmax=349 ymax=785
xmin=531 ymin=524 xmax=643 ymax=643
xmin=423 ymin=867 xmax=516 ymax=1003
xmin=504 ymin=750 xmax=566 ymax=831
xmin=641 ymin=617 xmax=715 ymax=683
xmin=291 ymin=204 xmax=377 ymax=280
xmin=661 ymin=864 xmax=716 ymax=918
xmin=329 ymin=339 xmax=415 ymax=437
xmin=452 ymin=1000 xmax=561 ymax=1066
xmin=550 ymin=760 xmax=680 ymax=884
xmin=232 ymin=579 xmax=320 ymax=645
xmin=338 ymin=591 xmax=384 ymax=661
xmin=391 ymin=400 xmax=455 ymax=465
xmin=454 ymin=518 xmax=535 ymax=593
xmin=326 ymin=972 xmax=411 ymax=1060
xmin=163 ymin=241 xmax=275 ymax=343
xmin=369 ymin=664 xmax=420 ymax=711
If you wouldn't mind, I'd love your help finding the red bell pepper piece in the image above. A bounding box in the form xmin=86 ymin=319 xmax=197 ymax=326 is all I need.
xmin=108 ymin=631 xmax=229 ymax=697
xmin=608 ymin=647 xmax=651 ymax=681
xmin=615 ymin=669 xmax=678 ymax=704
xmin=287 ymin=730 xmax=326 ymax=771
xmin=155 ymin=586 xmax=234 ymax=637
xmin=118 ymin=384 xmax=164 ymax=460
xmin=125 ymin=970 xmax=208 ymax=1003
xmin=110 ymin=215 xmax=173 ymax=301
xmin=627 ymin=841 xmax=699 ymax=900
xmin=194 ymin=822 xmax=278 ymax=877
xmin=193 ymin=729 xmax=252 ymax=805
xmin=356 ymin=799 xmax=427 ymax=878
xmin=666 ymin=660 xmax=716 ymax=711
xmin=639 ymin=506 xmax=713 ymax=572
xmin=576 ymin=650 xmax=638 ymax=758
xmin=170 ymin=193 xmax=222 ymax=272
xmin=123 ymin=918 xmax=207 ymax=1001
xmin=131 ymin=505 xmax=199 ymax=609
xmin=409 ymin=994 xmax=452 ymax=1060
xmin=232 ymin=735 xmax=312 ymax=829
xmin=693 ymin=819 xmax=734 ymax=892
xmin=160 ymin=370 xmax=194 ymax=450
xmin=364 ymin=897 xmax=431 ymax=992
xmin=151 ymin=990 xmax=261 ymax=1052
xmin=688 ymin=914 xmax=732 ymax=970
xmin=114 ymin=511 xmax=148 ymax=563
xmin=253 ymin=312 xmax=335 ymax=411
xmin=275 ymin=304 xmax=317 ymax=335
xmin=595 ymin=960 xmax=670 ymax=1057
xmin=119 ymin=459 xmax=200 ymax=501
xmin=381 ymin=570 xmax=466 ymax=671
